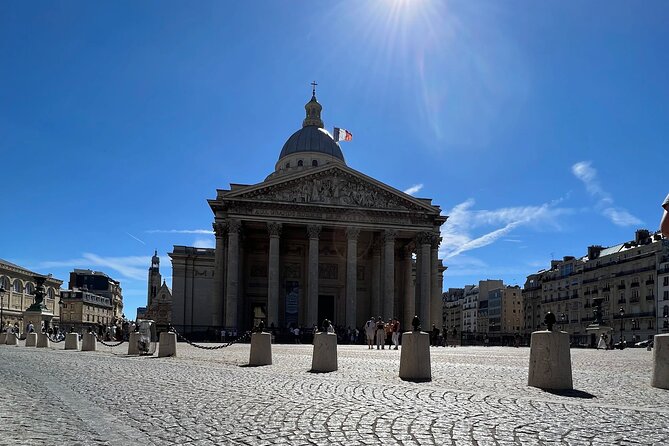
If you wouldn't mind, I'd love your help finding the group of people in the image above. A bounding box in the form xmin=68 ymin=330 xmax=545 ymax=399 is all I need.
xmin=364 ymin=317 xmax=401 ymax=350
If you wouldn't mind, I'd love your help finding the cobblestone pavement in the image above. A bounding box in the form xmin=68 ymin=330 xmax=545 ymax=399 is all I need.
xmin=1 ymin=339 xmax=668 ymax=445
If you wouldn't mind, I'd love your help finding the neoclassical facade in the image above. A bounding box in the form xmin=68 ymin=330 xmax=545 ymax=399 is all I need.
xmin=0 ymin=258 xmax=63 ymax=331
xmin=171 ymin=91 xmax=447 ymax=335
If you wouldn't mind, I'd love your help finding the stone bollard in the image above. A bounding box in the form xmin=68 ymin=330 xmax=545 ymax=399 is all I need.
xmin=36 ymin=333 xmax=50 ymax=348
xmin=6 ymin=332 xmax=18 ymax=346
xmin=65 ymin=333 xmax=80 ymax=351
xmin=311 ymin=332 xmax=337 ymax=372
xmin=25 ymin=332 xmax=38 ymax=347
xmin=527 ymin=330 xmax=573 ymax=390
xmin=0 ymin=333 xmax=6 ymax=344
xmin=249 ymin=332 xmax=272 ymax=366
xmin=399 ymin=331 xmax=431 ymax=381
xmin=128 ymin=332 xmax=140 ymax=355
xmin=82 ymin=333 xmax=97 ymax=352
xmin=651 ymin=333 xmax=669 ymax=389
xmin=158 ymin=331 xmax=177 ymax=358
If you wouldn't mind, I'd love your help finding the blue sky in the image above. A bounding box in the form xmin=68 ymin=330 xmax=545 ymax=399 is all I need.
xmin=2 ymin=1 xmax=668 ymax=317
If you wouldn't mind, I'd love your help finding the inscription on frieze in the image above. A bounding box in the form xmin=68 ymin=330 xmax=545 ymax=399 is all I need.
xmin=283 ymin=263 xmax=301 ymax=279
xmin=319 ymin=263 xmax=338 ymax=280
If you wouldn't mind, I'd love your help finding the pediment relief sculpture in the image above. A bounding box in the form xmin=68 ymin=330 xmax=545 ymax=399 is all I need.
xmin=233 ymin=171 xmax=421 ymax=211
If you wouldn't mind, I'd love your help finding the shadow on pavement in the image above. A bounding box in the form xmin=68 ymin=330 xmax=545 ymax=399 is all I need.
xmin=544 ymin=389 xmax=596 ymax=399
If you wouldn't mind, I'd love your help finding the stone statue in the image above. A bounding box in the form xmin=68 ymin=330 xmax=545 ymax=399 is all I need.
xmin=412 ymin=315 xmax=421 ymax=332
xmin=545 ymin=312 xmax=556 ymax=331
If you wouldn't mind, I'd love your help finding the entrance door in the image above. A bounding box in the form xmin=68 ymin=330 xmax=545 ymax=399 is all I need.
xmin=317 ymin=295 xmax=335 ymax=327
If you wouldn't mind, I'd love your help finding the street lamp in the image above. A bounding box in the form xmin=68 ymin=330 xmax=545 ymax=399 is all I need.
xmin=0 ymin=286 xmax=5 ymax=329
xmin=619 ymin=307 xmax=625 ymax=346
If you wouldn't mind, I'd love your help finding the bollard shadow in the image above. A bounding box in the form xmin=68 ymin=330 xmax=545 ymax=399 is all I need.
xmin=543 ymin=389 xmax=596 ymax=399
xmin=399 ymin=377 xmax=432 ymax=383
xmin=307 ymin=369 xmax=336 ymax=374
xmin=239 ymin=363 xmax=269 ymax=368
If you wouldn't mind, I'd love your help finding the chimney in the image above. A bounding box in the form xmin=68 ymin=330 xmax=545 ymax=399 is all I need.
xmin=587 ymin=245 xmax=603 ymax=260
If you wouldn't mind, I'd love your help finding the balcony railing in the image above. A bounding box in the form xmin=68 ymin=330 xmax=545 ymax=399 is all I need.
xmin=631 ymin=282 xmax=640 ymax=288
xmin=618 ymin=285 xmax=626 ymax=290
xmin=646 ymin=279 xmax=655 ymax=285
xmin=618 ymin=298 xmax=626 ymax=303
xmin=646 ymin=295 xmax=655 ymax=301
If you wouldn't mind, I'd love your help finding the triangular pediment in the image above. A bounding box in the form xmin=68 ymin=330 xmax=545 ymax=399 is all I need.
xmin=221 ymin=165 xmax=440 ymax=214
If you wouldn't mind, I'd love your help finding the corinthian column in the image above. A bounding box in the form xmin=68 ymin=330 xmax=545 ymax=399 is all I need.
xmin=403 ymin=244 xmax=415 ymax=330
xmin=383 ymin=229 xmax=397 ymax=320
xmin=307 ymin=225 xmax=321 ymax=327
xmin=430 ymin=233 xmax=442 ymax=329
xmin=345 ymin=227 xmax=360 ymax=329
xmin=212 ymin=221 xmax=227 ymax=327
xmin=225 ymin=219 xmax=242 ymax=330
xmin=267 ymin=222 xmax=282 ymax=328
xmin=417 ymin=232 xmax=432 ymax=326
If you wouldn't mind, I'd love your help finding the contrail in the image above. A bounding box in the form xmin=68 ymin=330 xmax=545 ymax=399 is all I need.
xmin=125 ymin=232 xmax=146 ymax=245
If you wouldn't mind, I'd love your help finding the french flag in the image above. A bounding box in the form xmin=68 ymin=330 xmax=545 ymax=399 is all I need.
xmin=334 ymin=127 xmax=353 ymax=142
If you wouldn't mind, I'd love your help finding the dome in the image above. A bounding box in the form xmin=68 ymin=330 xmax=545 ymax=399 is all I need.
xmin=278 ymin=126 xmax=345 ymax=162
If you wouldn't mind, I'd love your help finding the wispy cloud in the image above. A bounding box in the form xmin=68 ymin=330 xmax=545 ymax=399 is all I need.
xmin=36 ymin=253 xmax=151 ymax=281
xmin=571 ymin=161 xmax=642 ymax=227
xmin=145 ymin=229 xmax=214 ymax=235
xmin=193 ymin=238 xmax=215 ymax=249
xmin=440 ymin=198 xmax=571 ymax=259
xmin=125 ymin=232 xmax=146 ymax=245
xmin=403 ymin=184 xmax=424 ymax=196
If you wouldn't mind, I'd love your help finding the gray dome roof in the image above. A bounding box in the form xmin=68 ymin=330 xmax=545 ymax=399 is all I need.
xmin=278 ymin=126 xmax=345 ymax=162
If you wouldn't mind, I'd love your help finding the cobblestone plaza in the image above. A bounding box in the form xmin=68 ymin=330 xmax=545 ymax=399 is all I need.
xmin=1 ymin=342 xmax=668 ymax=445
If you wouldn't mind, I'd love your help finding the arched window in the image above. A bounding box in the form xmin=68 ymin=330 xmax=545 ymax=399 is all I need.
xmin=312 ymin=160 xmax=318 ymax=167
xmin=13 ymin=280 xmax=22 ymax=293
xmin=297 ymin=160 xmax=303 ymax=167
xmin=25 ymin=283 xmax=35 ymax=295
xmin=47 ymin=288 xmax=54 ymax=299
xmin=285 ymin=162 xmax=290 ymax=168
xmin=0 ymin=276 xmax=9 ymax=290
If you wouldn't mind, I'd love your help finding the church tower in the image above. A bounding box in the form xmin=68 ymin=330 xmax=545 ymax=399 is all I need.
xmin=147 ymin=250 xmax=161 ymax=308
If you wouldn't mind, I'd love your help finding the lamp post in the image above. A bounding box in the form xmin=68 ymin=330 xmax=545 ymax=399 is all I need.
xmin=619 ymin=307 xmax=625 ymax=346
xmin=0 ymin=286 xmax=5 ymax=329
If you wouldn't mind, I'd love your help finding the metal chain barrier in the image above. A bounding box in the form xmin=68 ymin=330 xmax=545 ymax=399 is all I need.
xmin=93 ymin=333 xmax=126 ymax=348
xmin=172 ymin=327 xmax=253 ymax=350
xmin=44 ymin=332 xmax=65 ymax=344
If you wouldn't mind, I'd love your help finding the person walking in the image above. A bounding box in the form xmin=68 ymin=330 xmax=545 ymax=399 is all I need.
xmin=375 ymin=317 xmax=385 ymax=350
xmin=392 ymin=318 xmax=400 ymax=350
xmin=365 ymin=318 xmax=375 ymax=349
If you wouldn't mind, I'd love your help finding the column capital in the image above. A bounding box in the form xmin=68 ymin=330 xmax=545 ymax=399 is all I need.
xmin=213 ymin=222 xmax=228 ymax=238
xmin=416 ymin=231 xmax=433 ymax=246
xmin=430 ymin=233 xmax=442 ymax=249
xmin=307 ymin=225 xmax=322 ymax=239
xmin=346 ymin=227 xmax=361 ymax=241
xmin=267 ymin=222 xmax=282 ymax=238
xmin=227 ymin=219 xmax=242 ymax=234
xmin=383 ymin=229 xmax=398 ymax=243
